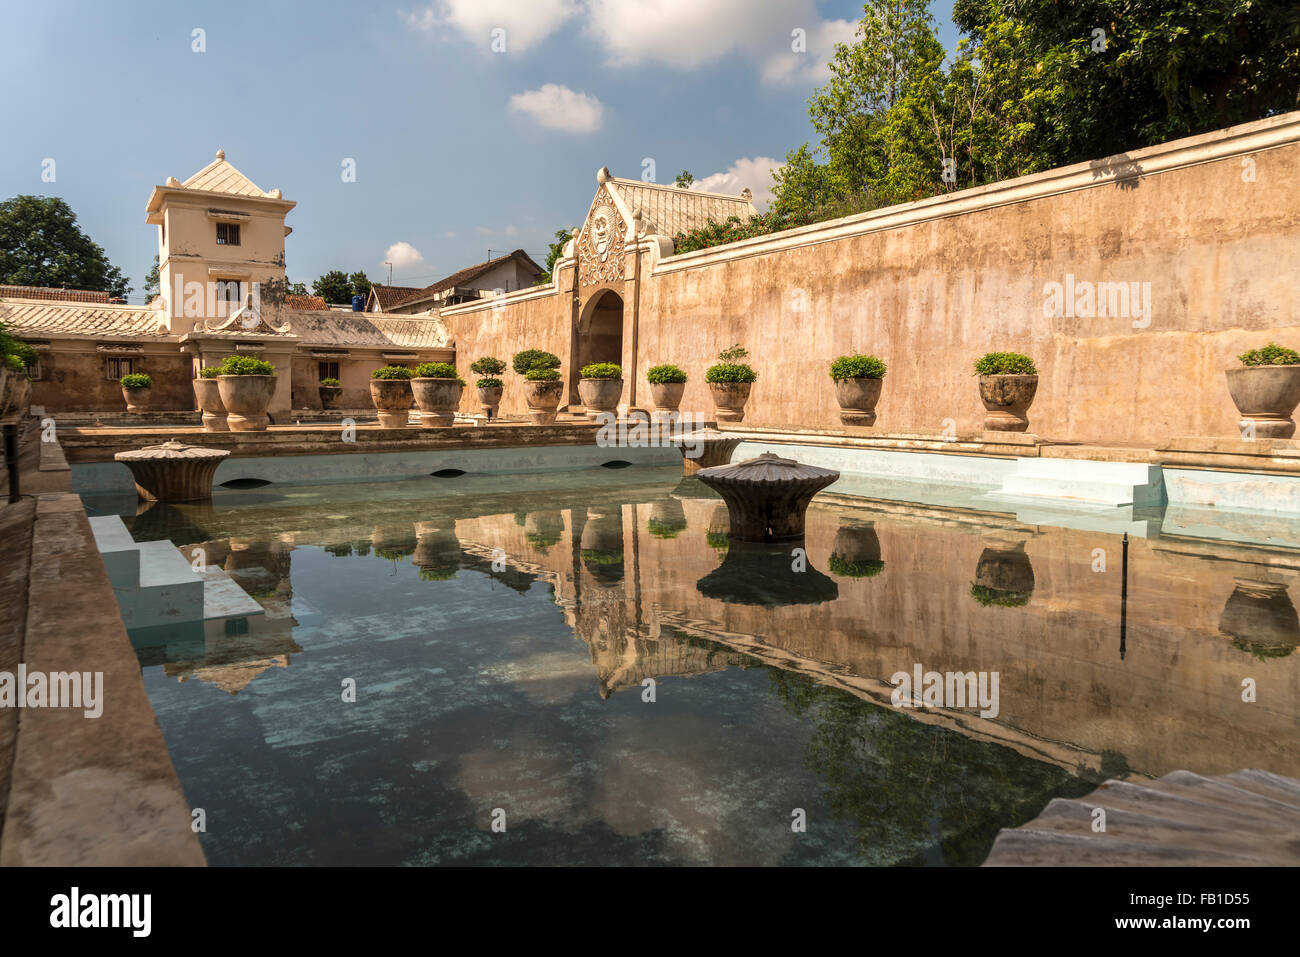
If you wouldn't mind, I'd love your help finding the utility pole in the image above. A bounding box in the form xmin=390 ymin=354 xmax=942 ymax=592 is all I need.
xmin=385 ymin=262 xmax=392 ymax=286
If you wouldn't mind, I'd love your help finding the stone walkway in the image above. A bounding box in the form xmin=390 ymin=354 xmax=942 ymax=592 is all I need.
xmin=983 ymin=769 xmax=1300 ymax=865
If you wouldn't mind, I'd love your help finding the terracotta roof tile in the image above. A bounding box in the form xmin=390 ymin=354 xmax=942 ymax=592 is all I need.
xmin=285 ymin=294 xmax=328 ymax=311
xmin=0 ymin=285 xmax=111 ymax=304
xmin=0 ymin=299 xmax=168 ymax=337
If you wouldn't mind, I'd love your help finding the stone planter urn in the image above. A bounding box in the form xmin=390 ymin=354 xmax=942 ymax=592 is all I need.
xmin=477 ymin=384 xmax=504 ymax=419
xmin=579 ymin=377 xmax=623 ymax=420
xmin=524 ymin=379 xmax=564 ymax=425
xmin=217 ymin=374 xmax=276 ymax=431
xmin=319 ymin=384 xmax=342 ymax=410
xmin=835 ymin=377 xmax=883 ymax=427
xmin=649 ymin=382 xmax=685 ymax=420
xmin=671 ymin=427 xmax=742 ymax=475
xmin=193 ymin=378 xmax=228 ymax=432
xmin=0 ymin=367 xmax=31 ymax=419
xmin=122 ymin=385 xmax=151 ymax=413
xmin=978 ymin=374 xmax=1038 ymax=432
xmin=1225 ymin=366 xmax=1300 ymax=439
xmin=579 ymin=508 xmax=624 ymax=585
xmin=707 ymin=381 xmax=752 ymax=423
xmin=370 ymin=378 xmax=413 ymax=428
xmin=697 ymin=452 xmax=839 ymax=543
xmin=114 ymin=440 xmax=230 ymax=503
xmin=411 ymin=377 xmax=464 ymax=427
xmin=414 ymin=522 xmax=461 ymax=581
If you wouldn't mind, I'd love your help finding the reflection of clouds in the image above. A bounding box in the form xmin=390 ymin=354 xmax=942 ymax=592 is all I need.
xmin=450 ymin=697 xmax=804 ymax=865
xmin=480 ymin=649 xmax=596 ymax=706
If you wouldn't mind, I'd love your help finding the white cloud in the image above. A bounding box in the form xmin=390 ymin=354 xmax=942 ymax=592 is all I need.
xmin=384 ymin=242 xmax=425 ymax=274
xmin=585 ymin=0 xmax=852 ymax=84
xmin=402 ymin=0 xmax=579 ymax=53
xmin=508 ymin=83 xmax=604 ymax=132
xmin=403 ymin=0 xmax=855 ymax=85
xmin=691 ymin=156 xmax=781 ymax=211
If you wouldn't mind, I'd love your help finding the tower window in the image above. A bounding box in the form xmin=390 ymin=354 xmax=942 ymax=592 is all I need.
xmin=216 ymin=222 xmax=241 ymax=246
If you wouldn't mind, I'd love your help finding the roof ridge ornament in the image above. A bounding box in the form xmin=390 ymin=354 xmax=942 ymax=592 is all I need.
xmin=216 ymin=149 xmax=226 ymax=160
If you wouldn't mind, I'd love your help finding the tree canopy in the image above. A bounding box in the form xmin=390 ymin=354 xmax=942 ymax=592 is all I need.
xmin=311 ymin=269 xmax=371 ymax=304
xmin=0 ymin=195 xmax=131 ymax=297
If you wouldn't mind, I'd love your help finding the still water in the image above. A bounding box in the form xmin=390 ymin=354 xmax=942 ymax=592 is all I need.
xmin=83 ymin=465 xmax=1300 ymax=865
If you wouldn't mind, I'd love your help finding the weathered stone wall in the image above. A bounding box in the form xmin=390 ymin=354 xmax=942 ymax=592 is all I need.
xmin=30 ymin=346 xmax=194 ymax=414
xmin=442 ymin=112 xmax=1300 ymax=445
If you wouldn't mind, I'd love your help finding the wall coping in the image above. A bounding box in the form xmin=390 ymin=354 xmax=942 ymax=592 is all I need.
xmin=654 ymin=110 xmax=1300 ymax=274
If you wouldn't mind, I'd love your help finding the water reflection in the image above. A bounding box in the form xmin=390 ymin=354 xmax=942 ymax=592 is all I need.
xmin=970 ymin=541 xmax=1035 ymax=608
xmin=697 ymin=540 xmax=838 ymax=606
xmin=92 ymin=466 xmax=1300 ymax=864
xmin=1219 ymin=579 xmax=1300 ymax=660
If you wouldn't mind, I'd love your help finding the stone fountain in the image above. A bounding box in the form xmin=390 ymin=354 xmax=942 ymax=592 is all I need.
xmin=114 ymin=440 xmax=230 ymax=502
xmin=696 ymin=451 xmax=839 ymax=542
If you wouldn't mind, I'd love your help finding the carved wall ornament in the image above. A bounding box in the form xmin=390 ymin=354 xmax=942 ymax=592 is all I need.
xmin=578 ymin=186 xmax=626 ymax=287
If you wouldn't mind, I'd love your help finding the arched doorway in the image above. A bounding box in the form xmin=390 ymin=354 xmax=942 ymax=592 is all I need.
xmin=572 ymin=289 xmax=623 ymax=405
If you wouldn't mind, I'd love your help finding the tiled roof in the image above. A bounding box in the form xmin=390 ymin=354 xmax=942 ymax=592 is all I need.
xmin=287 ymin=311 xmax=450 ymax=349
xmin=285 ymin=294 xmax=328 ymax=311
xmin=0 ymin=299 xmax=169 ymax=338
xmin=0 ymin=285 xmax=111 ymax=304
xmin=370 ymin=284 xmax=422 ymax=310
xmin=182 ymin=151 xmax=267 ymax=197
xmin=381 ymin=250 xmax=544 ymax=311
xmin=610 ymin=178 xmax=757 ymax=237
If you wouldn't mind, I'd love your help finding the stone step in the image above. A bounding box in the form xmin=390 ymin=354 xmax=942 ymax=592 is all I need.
xmin=992 ymin=458 xmax=1164 ymax=507
xmin=185 ymin=550 xmax=265 ymax=621
xmin=87 ymin=514 xmax=141 ymax=588
xmin=983 ymin=768 xmax=1300 ymax=865
xmin=115 ymin=541 xmax=205 ymax=629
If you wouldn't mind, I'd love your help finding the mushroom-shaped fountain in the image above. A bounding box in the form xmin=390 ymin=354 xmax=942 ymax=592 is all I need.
xmin=671 ymin=427 xmax=743 ymax=475
xmin=696 ymin=451 xmax=839 ymax=542
xmin=114 ymin=440 xmax=230 ymax=502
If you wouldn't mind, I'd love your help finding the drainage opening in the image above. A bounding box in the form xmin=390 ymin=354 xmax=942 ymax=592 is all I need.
xmin=431 ymin=468 xmax=467 ymax=478
xmin=220 ymin=478 xmax=273 ymax=489
xmin=600 ymin=460 xmax=634 ymax=469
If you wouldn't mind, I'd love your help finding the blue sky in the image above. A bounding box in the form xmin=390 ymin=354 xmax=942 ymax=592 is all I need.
xmin=0 ymin=1 xmax=959 ymax=299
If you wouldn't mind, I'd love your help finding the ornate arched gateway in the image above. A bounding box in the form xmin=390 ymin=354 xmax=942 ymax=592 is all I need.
xmin=561 ymin=166 xmax=759 ymax=411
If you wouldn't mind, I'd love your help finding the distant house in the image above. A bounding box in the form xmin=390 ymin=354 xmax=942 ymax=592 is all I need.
xmin=0 ymin=285 xmax=111 ymax=304
xmin=364 ymin=250 xmax=543 ymax=314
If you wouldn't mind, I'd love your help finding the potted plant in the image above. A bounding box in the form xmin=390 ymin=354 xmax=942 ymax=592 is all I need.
xmin=1226 ymin=343 xmax=1300 ymax=439
xmin=319 ymin=377 xmax=342 ymax=410
xmin=514 ymin=349 xmax=563 ymax=425
xmin=470 ymin=356 xmax=507 ymax=419
xmin=830 ymin=354 xmax=886 ymax=427
xmin=120 ymin=372 xmax=153 ymax=412
xmin=974 ymin=352 xmax=1038 ymax=432
xmin=369 ymin=365 xmax=414 ymax=428
xmin=578 ymin=362 xmax=623 ymax=420
xmin=646 ymin=364 xmax=687 ymax=420
xmin=216 ymin=355 xmax=277 ymax=431
xmin=705 ymin=344 xmax=757 ymax=423
xmin=194 ymin=366 xmax=228 ymax=432
xmin=411 ymin=361 xmax=465 ymax=427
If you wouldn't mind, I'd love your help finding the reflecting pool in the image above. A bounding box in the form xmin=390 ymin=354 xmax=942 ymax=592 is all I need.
xmin=83 ymin=464 xmax=1300 ymax=865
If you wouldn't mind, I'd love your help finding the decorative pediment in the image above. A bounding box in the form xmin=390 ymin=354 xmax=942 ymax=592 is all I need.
xmin=198 ymin=295 xmax=292 ymax=335
xmin=577 ymin=185 xmax=627 ymax=287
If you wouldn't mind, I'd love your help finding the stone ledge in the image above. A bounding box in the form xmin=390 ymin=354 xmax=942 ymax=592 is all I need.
xmin=0 ymin=492 xmax=205 ymax=865
xmin=1155 ymin=436 xmax=1300 ymax=474
xmin=716 ymin=424 xmax=1044 ymax=458
xmin=58 ymin=421 xmax=610 ymax=464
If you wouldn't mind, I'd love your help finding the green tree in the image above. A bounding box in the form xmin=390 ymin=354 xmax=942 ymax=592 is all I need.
xmin=537 ymin=227 xmax=575 ymax=284
xmin=0 ymin=195 xmax=131 ymax=297
xmin=349 ymin=271 xmax=372 ymax=299
xmin=285 ymin=279 xmax=309 ymax=296
xmin=312 ymin=269 xmax=353 ymax=304
xmin=142 ymin=254 xmax=160 ymax=301
xmin=674 ymin=170 xmax=694 ymax=188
